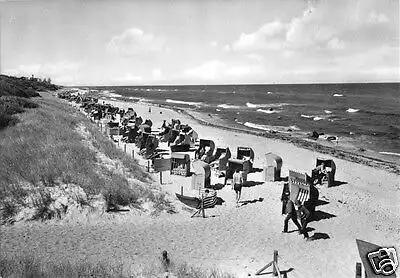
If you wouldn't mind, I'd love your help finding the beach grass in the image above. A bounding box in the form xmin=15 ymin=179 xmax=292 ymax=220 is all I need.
xmin=0 ymin=254 xmax=236 ymax=278
xmin=0 ymin=94 xmax=165 ymax=222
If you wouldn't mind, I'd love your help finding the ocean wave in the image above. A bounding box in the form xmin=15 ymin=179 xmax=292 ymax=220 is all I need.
xmin=346 ymin=108 xmax=359 ymax=113
xmin=166 ymin=99 xmax=202 ymax=106
xmin=216 ymin=109 xmax=221 ymax=112
xmin=101 ymin=90 xmax=123 ymax=98
xmin=333 ymin=93 xmax=343 ymax=97
xmin=218 ymin=104 xmax=241 ymax=109
xmin=246 ymin=102 xmax=292 ymax=109
xmin=246 ymin=102 xmax=259 ymax=108
xmin=313 ymin=117 xmax=324 ymax=121
xmin=379 ymin=152 xmax=400 ymax=157
xmin=244 ymin=122 xmax=271 ymax=131
xmin=267 ymin=91 xmax=273 ymax=94
xmin=129 ymin=97 xmax=149 ymax=102
xmin=324 ymin=110 xmax=332 ymax=114
xmin=301 ymin=114 xmax=314 ymax=119
xmin=257 ymin=108 xmax=280 ymax=114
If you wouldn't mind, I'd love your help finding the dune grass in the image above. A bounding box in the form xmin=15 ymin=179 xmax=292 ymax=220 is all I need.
xmin=0 ymin=94 xmax=164 ymax=222
xmin=0 ymin=254 xmax=237 ymax=278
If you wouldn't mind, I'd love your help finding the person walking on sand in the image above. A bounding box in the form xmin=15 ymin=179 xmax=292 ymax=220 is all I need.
xmin=232 ymin=169 xmax=243 ymax=207
xmin=282 ymin=199 xmax=302 ymax=233
xmin=294 ymin=200 xmax=311 ymax=240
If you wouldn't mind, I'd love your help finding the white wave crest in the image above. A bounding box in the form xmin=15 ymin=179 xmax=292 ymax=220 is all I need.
xmin=244 ymin=122 xmax=271 ymax=131
xmin=257 ymin=109 xmax=279 ymax=114
xmin=333 ymin=94 xmax=343 ymax=97
xmin=346 ymin=108 xmax=359 ymax=113
xmin=379 ymin=152 xmax=400 ymax=157
xmin=301 ymin=114 xmax=314 ymax=118
xmin=324 ymin=110 xmax=332 ymax=114
xmin=166 ymin=99 xmax=202 ymax=106
xmin=246 ymin=102 xmax=259 ymax=108
xmin=246 ymin=102 xmax=290 ymax=109
xmin=217 ymin=104 xmax=241 ymax=109
xmin=313 ymin=117 xmax=323 ymax=121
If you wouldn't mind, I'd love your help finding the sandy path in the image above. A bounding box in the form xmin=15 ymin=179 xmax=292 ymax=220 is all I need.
xmin=1 ymin=99 xmax=399 ymax=277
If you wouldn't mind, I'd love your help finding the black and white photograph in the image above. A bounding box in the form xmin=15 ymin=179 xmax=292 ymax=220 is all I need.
xmin=0 ymin=0 xmax=399 ymax=277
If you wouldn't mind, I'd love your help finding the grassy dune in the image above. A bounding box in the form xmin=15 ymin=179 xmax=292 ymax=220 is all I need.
xmin=0 ymin=254 xmax=236 ymax=278
xmin=0 ymin=93 xmax=167 ymax=223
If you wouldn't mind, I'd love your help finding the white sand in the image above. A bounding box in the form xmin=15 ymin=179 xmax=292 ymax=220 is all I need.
xmin=1 ymin=99 xmax=399 ymax=277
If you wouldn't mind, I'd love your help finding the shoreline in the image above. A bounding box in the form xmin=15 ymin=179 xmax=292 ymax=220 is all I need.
xmin=107 ymin=96 xmax=400 ymax=175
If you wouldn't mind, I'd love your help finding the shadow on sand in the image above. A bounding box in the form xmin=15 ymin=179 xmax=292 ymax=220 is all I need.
xmin=311 ymin=210 xmax=336 ymax=222
xmin=243 ymin=181 xmax=264 ymax=188
xmin=256 ymin=267 xmax=294 ymax=277
xmin=331 ymin=180 xmax=347 ymax=187
xmin=239 ymin=198 xmax=264 ymax=207
xmin=310 ymin=232 xmax=330 ymax=240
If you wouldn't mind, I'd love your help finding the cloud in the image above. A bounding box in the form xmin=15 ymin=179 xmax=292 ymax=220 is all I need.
xmin=152 ymin=68 xmax=166 ymax=81
xmin=113 ymin=73 xmax=142 ymax=83
xmin=4 ymin=61 xmax=84 ymax=77
xmin=184 ymin=61 xmax=267 ymax=81
xmin=327 ymin=37 xmax=346 ymax=50
xmin=223 ymin=44 xmax=231 ymax=52
xmin=230 ymin=1 xmax=395 ymax=53
xmin=226 ymin=65 xmax=266 ymax=77
xmin=246 ymin=53 xmax=264 ymax=61
xmin=368 ymin=11 xmax=389 ymax=23
xmin=107 ymin=28 xmax=165 ymax=55
xmin=232 ymin=21 xmax=287 ymax=51
xmin=184 ymin=60 xmax=226 ymax=80
xmin=209 ymin=41 xmax=218 ymax=47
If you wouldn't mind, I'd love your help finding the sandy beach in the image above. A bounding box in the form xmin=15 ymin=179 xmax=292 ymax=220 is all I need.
xmin=1 ymin=95 xmax=399 ymax=277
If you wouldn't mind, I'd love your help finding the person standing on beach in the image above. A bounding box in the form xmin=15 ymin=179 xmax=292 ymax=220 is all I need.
xmin=282 ymin=199 xmax=302 ymax=233
xmin=232 ymin=169 xmax=243 ymax=207
xmin=294 ymin=200 xmax=311 ymax=239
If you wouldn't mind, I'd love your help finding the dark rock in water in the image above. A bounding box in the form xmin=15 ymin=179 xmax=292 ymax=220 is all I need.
xmin=160 ymin=111 xmax=162 ymax=114
xmin=311 ymin=130 xmax=319 ymax=140
xmin=358 ymin=148 xmax=366 ymax=152
xmin=287 ymin=128 xmax=293 ymax=132
xmin=277 ymin=116 xmax=282 ymax=119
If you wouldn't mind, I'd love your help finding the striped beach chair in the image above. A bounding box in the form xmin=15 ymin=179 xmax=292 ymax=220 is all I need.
xmin=192 ymin=188 xmax=218 ymax=218
xmin=288 ymin=170 xmax=310 ymax=204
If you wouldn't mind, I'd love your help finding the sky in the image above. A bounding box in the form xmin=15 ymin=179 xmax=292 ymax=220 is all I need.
xmin=1 ymin=0 xmax=399 ymax=85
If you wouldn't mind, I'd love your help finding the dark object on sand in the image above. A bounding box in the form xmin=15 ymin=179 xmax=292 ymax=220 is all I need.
xmin=214 ymin=147 xmax=231 ymax=171
xmin=195 ymin=139 xmax=216 ymax=162
xmin=311 ymin=158 xmax=336 ymax=187
xmin=161 ymin=250 xmax=170 ymax=272
xmin=170 ymin=152 xmax=190 ymax=176
xmin=175 ymin=193 xmax=201 ymax=209
xmin=311 ymin=130 xmax=319 ymax=140
xmin=225 ymin=147 xmax=254 ymax=184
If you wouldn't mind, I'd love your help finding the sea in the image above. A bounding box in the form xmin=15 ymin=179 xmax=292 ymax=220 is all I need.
xmin=89 ymin=83 xmax=400 ymax=160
